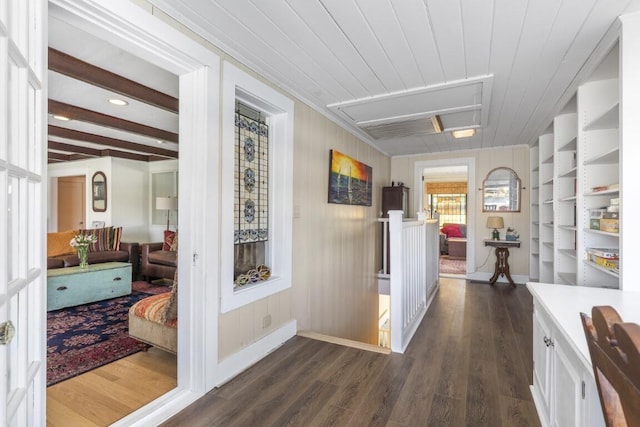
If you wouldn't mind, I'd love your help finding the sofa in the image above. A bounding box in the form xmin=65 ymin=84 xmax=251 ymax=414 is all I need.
xmin=140 ymin=231 xmax=178 ymax=282
xmin=47 ymin=228 xmax=140 ymax=279
xmin=439 ymin=223 xmax=467 ymax=258
xmin=129 ymin=271 xmax=177 ymax=354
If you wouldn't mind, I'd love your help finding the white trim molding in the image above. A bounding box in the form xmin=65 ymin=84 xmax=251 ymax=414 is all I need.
xmin=220 ymin=61 xmax=294 ymax=313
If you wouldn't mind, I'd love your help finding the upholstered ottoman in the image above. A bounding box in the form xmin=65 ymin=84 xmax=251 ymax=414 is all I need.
xmin=129 ymin=292 xmax=177 ymax=354
xmin=447 ymin=237 xmax=467 ymax=259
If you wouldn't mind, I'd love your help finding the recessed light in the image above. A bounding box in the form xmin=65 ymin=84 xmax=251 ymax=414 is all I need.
xmin=157 ymin=140 xmax=164 ymax=144
xmin=108 ymin=98 xmax=128 ymax=106
xmin=452 ymin=129 xmax=476 ymax=139
xmin=53 ymin=115 xmax=70 ymax=121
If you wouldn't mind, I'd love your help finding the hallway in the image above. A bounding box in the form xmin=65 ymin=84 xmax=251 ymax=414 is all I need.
xmin=164 ymin=278 xmax=540 ymax=426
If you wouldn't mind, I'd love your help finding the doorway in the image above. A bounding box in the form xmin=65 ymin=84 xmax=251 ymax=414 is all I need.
xmin=45 ymin=1 xmax=221 ymax=424
xmin=413 ymin=158 xmax=476 ymax=278
xmin=57 ymin=175 xmax=85 ymax=231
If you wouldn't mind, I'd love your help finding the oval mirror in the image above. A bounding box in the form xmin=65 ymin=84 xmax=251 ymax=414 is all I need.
xmin=483 ymin=167 xmax=521 ymax=212
xmin=92 ymin=171 xmax=107 ymax=212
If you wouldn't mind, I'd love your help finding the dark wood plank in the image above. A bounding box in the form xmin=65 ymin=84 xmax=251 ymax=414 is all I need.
xmin=162 ymin=278 xmax=541 ymax=427
xmin=49 ymin=48 xmax=179 ymax=113
xmin=49 ymin=100 xmax=179 ymax=143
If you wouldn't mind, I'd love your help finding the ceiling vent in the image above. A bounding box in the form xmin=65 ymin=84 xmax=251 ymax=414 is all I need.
xmin=328 ymin=75 xmax=492 ymax=140
xmin=362 ymin=115 xmax=442 ymax=140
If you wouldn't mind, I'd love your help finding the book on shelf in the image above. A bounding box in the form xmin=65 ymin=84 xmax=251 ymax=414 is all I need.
xmin=591 ymin=183 xmax=619 ymax=193
xmin=589 ymin=253 xmax=619 ymax=269
xmin=586 ymin=248 xmax=619 ymax=258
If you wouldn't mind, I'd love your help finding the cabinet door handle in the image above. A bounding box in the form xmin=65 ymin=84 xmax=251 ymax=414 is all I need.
xmin=57 ymin=286 xmax=68 ymax=291
xmin=113 ymin=277 xmax=122 ymax=281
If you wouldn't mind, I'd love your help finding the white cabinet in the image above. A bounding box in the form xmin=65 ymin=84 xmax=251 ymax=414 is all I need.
xmin=530 ymin=296 xmax=605 ymax=427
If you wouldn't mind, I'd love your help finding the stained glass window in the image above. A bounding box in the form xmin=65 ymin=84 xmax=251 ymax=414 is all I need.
xmin=234 ymin=102 xmax=269 ymax=285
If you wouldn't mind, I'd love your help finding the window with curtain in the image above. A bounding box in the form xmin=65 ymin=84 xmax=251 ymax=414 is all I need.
xmin=425 ymin=182 xmax=467 ymax=227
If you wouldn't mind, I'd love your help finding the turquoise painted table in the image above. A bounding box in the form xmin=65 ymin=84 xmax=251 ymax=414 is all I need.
xmin=47 ymin=262 xmax=132 ymax=311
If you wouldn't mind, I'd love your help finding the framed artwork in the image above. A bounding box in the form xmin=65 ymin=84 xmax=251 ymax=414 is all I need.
xmin=328 ymin=149 xmax=372 ymax=206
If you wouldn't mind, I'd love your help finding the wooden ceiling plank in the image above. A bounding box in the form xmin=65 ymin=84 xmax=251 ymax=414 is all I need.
xmin=48 ymin=125 xmax=178 ymax=158
xmin=48 ymin=47 xmax=179 ymax=114
xmin=321 ymin=0 xmax=406 ymax=92
xmin=356 ymin=0 xmax=425 ymax=89
xmin=48 ymin=100 xmax=179 ymax=143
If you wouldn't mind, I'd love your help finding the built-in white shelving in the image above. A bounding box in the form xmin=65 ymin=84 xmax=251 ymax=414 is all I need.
xmin=529 ymin=35 xmax=631 ymax=290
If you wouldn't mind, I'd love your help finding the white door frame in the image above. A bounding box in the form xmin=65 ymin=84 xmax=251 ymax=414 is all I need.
xmin=1 ymin=0 xmax=47 ymax=424
xmin=413 ymin=158 xmax=476 ymax=276
xmin=48 ymin=1 xmax=221 ymax=424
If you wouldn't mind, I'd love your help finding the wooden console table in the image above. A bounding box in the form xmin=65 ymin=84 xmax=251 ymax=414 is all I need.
xmin=484 ymin=239 xmax=520 ymax=287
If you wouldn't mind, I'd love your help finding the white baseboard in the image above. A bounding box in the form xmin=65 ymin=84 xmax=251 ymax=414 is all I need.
xmin=112 ymin=388 xmax=202 ymax=427
xmin=466 ymin=271 xmax=530 ymax=285
xmin=215 ymin=319 xmax=297 ymax=386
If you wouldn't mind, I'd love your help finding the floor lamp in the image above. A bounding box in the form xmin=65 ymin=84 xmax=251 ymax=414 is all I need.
xmin=156 ymin=196 xmax=178 ymax=231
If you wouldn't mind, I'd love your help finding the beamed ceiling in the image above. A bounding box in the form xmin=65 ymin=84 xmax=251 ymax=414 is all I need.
xmin=47 ymin=17 xmax=179 ymax=164
xmin=149 ymin=0 xmax=640 ymax=156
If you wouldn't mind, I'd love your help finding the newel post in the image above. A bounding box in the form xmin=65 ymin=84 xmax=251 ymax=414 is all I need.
xmin=388 ymin=210 xmax=404 ymax=352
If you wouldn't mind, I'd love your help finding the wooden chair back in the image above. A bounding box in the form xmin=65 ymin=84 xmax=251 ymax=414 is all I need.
xmin=580 ymin=306 xmax=640 ymax=427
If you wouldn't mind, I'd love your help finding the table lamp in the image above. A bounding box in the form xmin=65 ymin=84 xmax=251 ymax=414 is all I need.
xmin=156 ymin=196 xmax=178 ymax=231
xmin=487 ymin=216 xmax=504 ymax=240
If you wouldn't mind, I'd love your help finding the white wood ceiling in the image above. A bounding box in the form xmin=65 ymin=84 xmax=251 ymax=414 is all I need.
xmin=150 ymin=0 xmax=640 ymax=156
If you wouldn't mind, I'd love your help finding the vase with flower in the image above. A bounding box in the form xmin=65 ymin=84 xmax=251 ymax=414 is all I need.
xmin=69 ymin=234 xmax=97 ymax=268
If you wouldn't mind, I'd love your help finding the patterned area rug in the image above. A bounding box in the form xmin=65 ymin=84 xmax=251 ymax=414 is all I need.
xmin=440 ymin=256 xmax=467 ymax=274
xmin=46 ymin=281 xmax=168 ymax=386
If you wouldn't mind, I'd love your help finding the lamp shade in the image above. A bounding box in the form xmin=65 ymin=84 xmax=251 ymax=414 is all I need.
xmin=486 ymin=216 xmax=504 ymax=229
xmin=156 ymin=196 xmax=178 ymax=210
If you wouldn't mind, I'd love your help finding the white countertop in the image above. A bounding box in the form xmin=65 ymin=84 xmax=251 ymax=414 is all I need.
xmin=527 ymin=282 xmax=640 ymax=370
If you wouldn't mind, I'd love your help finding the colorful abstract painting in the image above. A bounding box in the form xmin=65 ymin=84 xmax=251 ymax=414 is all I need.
xmin=328 ymin=149 xmax=372 ymax=206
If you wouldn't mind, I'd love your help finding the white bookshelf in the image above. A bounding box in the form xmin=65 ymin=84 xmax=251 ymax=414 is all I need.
xmin=553 ymin=109 xmax=578 ymax=286
xmin=576 ymin=45 xmax=620 ymax=289
xmin=529 ymin=143 xmax=540 ymax=281
xmin=538 ymin=132 xmax=554 ymax=283
xmin=527 ymin=14 xmax=640 ymax=292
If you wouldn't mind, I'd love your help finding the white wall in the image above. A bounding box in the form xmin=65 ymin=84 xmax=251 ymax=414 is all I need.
xmin=48 ymin=157 xmax=112 ymax=231
xmin=48 ymin=157 xmax=159 ymax=244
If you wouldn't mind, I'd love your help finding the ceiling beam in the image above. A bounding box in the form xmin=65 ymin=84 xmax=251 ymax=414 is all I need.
xmin=48 ymin=140 xmax=155 ymax=162
xmin=49 ymin=100 xmax=179 ymax=143
xmin=48 ymin=47 xmax=179 ymax=114
xmin=49 ymin=125 xmax=178 ymax=159
xmin=49 ymin=141 xmax=101 ymax=157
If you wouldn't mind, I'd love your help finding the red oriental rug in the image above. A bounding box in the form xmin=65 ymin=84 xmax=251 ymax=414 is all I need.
xmin=46 ymin=281 xmax=169 ymax=386
xmin=439 ymin=256 xmax=467 ymax=275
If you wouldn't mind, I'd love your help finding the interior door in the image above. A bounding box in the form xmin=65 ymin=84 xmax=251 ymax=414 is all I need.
xmin=57 ymin=176 xmax=85 ymax=230
xmin=0 ymin=0 xmax=47 ymax=425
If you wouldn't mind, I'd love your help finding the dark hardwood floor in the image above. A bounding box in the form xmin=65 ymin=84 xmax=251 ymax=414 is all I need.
xmin=163 ymin=278 xmax=541 ymax=426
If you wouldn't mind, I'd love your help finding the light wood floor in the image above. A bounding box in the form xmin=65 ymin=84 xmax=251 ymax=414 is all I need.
xmin=163 ymin=278 xmax=540 ymax=427
xmin=47 ymin=347 xmax=176 ymax=427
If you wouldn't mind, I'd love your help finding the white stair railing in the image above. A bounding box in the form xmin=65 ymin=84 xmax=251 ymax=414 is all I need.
xmin=388 ymin=211 xmax=439 ymax=353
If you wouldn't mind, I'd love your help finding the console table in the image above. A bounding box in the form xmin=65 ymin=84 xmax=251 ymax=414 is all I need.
xmin=484 ymin=239 xmax=520 ymax=287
